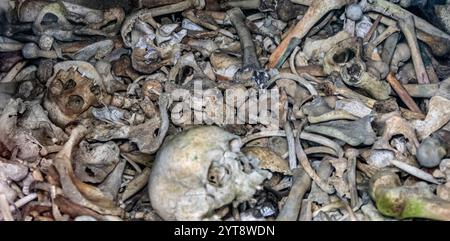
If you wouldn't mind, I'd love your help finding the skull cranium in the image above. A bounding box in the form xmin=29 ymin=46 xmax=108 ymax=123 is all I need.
xmin=148 ymin=126 xmax=270 ymax=220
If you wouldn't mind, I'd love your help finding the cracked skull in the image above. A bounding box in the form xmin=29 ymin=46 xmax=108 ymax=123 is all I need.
xmin=148 ymin=126 xmax=271 ymax=220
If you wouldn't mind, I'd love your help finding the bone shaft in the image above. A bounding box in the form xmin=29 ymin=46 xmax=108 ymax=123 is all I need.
xmin=0 ymin=43 xmax=24 ymax=52
xmin=146 ymin=0 xmax=196 ymax=16
xmin=364 ymin=0 xmax=450 ymax=39
xmin=228 ymin=8 xmax=260 ymax=69
xmin=403 ymin=84 xmax=438 ymax=98
xmin=348 ymin=156 xmax=358 ymax=208
xmin=222 ymin=0 xmax=260 ymax=9
xmin=41 ymin=50 xmax=58 ymax=59
xmin=289 ymin=0 xmax=313 ymax=6
xmin=372 ymin=25 xmax=398 ymax=47
xmin=366 ymin=8 xmax=450 ymax=57
xmin=398 ymin=16 xmax=430 ymax=84
xmin=386 ymin=72 xmax=423 ymax=114
xmin=280 ymin=65 xmax=326 ymax=77
xmin=284 ymin=122 xmax=297 ymax=169
xmin=276 ymin=168 xmax=311 ymax=221
xmin=134 ymin=0 xmax=186 ymax=8
xmin=0 ymin=194 xmax=14 ymax=221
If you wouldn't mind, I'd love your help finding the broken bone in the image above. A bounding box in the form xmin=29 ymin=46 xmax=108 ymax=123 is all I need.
xmin=412 ymin=96 xmax=450 ymax=140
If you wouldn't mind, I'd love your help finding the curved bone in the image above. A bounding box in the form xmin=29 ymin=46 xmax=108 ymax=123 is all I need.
xmin=53 ymin=125 xmax=122 ymax=215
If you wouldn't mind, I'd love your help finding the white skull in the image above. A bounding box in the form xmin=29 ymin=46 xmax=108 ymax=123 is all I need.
xmin=148 ymin=126 xmax=270 ymax=220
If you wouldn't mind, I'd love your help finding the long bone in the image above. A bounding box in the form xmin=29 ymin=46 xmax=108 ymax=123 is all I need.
xmin=398 ymin=16 xmax=429 ymax=84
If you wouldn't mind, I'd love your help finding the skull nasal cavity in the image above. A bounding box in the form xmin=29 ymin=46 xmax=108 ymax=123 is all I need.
xmin=67 ymin=95 xmax=85 ymax=113
xmin=63 ymin=79 xmax=77 ymax=90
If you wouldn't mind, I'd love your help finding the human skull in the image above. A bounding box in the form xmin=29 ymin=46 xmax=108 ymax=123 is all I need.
xmin=43 ymin=61 xmax=101 ymax=127
xmin=148 ymin=126 xmax=271 ymax=220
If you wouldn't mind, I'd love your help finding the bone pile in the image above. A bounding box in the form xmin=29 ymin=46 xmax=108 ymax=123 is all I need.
xmin=1 ymin=0 xmax=450 ymax=221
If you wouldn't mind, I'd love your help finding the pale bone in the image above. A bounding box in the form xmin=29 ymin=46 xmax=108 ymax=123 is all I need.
xmin=304 ymin=147 xmax=338 ymax=157
xmin=267 ymin=73 xmax=318 ymax=96
xmin=220 ymin=0 xmax=261 ymax=9
xmin=240 ymin=129 xmax=344 ymax=162
xmin=73 ymin=40 xmax=114 ymax=61
xmin=0 ymin=61 xmax=28 ymax=84
xmin=53 ymin=125 xmax=122 ymax=215
xmin=308 ymin=160 xmax=333 ymax=205
xmin=121 ymin=167 xmax=151 ymax=201
xmin=32 ymin=2 xmax=75 ymax=41
xmin=148 ymin=126 xmax=270 ymax=220
xmin=304 ymin=116 xmax=377 ymax=146
xmin=74 ymin=141 xmax=120 ymax=183
xmin=0 ymin=160 xmax=28 ymax=203
xmin=121 ymin=0 xmax=205 ymax=48
xmin=308 ymin=110 xmax=359 ymax=124
xmin=398 ymin=16 xmax=429 ymax=84
xmin=402 ymin=84 xmax=438 ymax=98
xmin=345 ymin=148 xmax=360 ymax=208
xmin=335 ymin=99 xmax=372 ymax=118
xmin=295 ymin=132 xmax=335 ymax=194
xmin=303 ymin=31 xmax=351 ymax=62
xmin=412 ymin=96 xmax=450 ymax=140
xmin=38 ymin=35 xmax=54 ymax=51
xmin=331 ymin=79 xmax=377 ymax=108
xmin=300 ymin=132 xmax=344 ymax=158
xmin=370 ymin=25 xmax=399 ymax=47
xmin=390 ymin=43 xmax=411 ymax=73
xmin=373 ymin=114 xmax=419 ymax=151
xmin=361 ymin=0 xmax=450 ymax=57
xmin=182 ymin=10 xmax=235 ymax=39
xmin=88 ymin=94 xmax=169 ymax=154
xmin=22 ymin=43 xmax=57 ymax=59
xmin=284 ymin=122 xmax=297 ymax=170
xmin=276 ymin=168 xmax=311 ymax=221
xmin=0 ymin=43 xmax=24 ymax=52
xmin=366 ymin=12 xmax=450 ymax=57
xmin=389 ymin=160 xmax=441 ymax=184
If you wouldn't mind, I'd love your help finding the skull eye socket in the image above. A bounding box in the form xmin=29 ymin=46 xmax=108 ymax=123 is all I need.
xmin=66 ymin=95 xmax=85 ymax=113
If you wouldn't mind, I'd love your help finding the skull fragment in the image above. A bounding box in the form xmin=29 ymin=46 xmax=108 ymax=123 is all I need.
xmin=148 ymin=126 xmax=271 ymax=220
